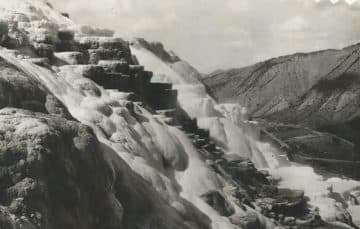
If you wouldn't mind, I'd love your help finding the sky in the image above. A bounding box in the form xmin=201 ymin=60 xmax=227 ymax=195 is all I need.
xmin=49 ymin=0 xmax=360 ymax=73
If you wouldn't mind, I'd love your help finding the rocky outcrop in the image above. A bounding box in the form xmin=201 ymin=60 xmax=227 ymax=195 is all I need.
xmin=132 ymin=38 xmax=180 ymax=63
xmin=229 ymin=212 xmax=261 ymax=229
xmin=0 ymin=57 xmax=71 ymax=118
xmin=0 ymin=5 xmax=212 ymax=228
xmin=132 ymin=38 xmax=204 ymax=84
xmin=0 ymin=6 xmax=207 ymax=228
xmin=0 ymin=108 xmax=123 ymax=229
xmin=200 ymin=190 xmax=235 ymax=217
xmin=0 ymin=108 xmax=209 ymax=229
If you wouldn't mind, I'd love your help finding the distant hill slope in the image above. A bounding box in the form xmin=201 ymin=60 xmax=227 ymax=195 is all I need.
xmin=203 ymin=43 xmax=360 ymax=128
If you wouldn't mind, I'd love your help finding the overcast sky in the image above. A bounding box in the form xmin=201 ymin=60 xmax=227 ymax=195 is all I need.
xmin=49 ymin=0 xmax=360 ymax=73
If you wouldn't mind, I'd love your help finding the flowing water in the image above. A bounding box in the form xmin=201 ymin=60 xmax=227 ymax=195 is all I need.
xmin=0 ymin=48 xmax=244 ymax=228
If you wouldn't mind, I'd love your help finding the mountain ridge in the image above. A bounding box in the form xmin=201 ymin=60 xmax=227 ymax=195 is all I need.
xmin=203 ymin=41 xmax=360 ymax=123
xmin=202 ymin=39 xmax=360 ymax=180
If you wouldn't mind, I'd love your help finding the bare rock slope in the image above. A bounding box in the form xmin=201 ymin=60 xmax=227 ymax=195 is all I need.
xmin=203 ymin=44 xmax=360 ymax=127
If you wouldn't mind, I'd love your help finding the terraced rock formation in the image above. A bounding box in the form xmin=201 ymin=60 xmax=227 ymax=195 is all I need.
xmin=0 ymin=1 xmax=359 ymax=229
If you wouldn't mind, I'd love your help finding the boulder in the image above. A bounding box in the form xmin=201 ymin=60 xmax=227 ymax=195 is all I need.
xmin=229 ymin=212 xmax=261 ymax=229
xmin=200 ymin=190 xmax=235 ymax=217
xmin=202 ymin=142 xmax=217 ymax=152
xmin=224 ymin=159 xmax=268 ymax=187
xmin=271 ymin=189 xmax=306 ymax=216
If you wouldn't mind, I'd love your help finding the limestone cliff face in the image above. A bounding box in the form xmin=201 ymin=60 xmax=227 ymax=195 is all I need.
xmin=0 ymin=53 xmax=206 ymax=229
xmin=0 ymin=2 xmax=208 ymax=228
xmin=0 ymin=108 xmax=122 ymax=229
xmin=0 ymin=108 xmax=205 ymax=229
